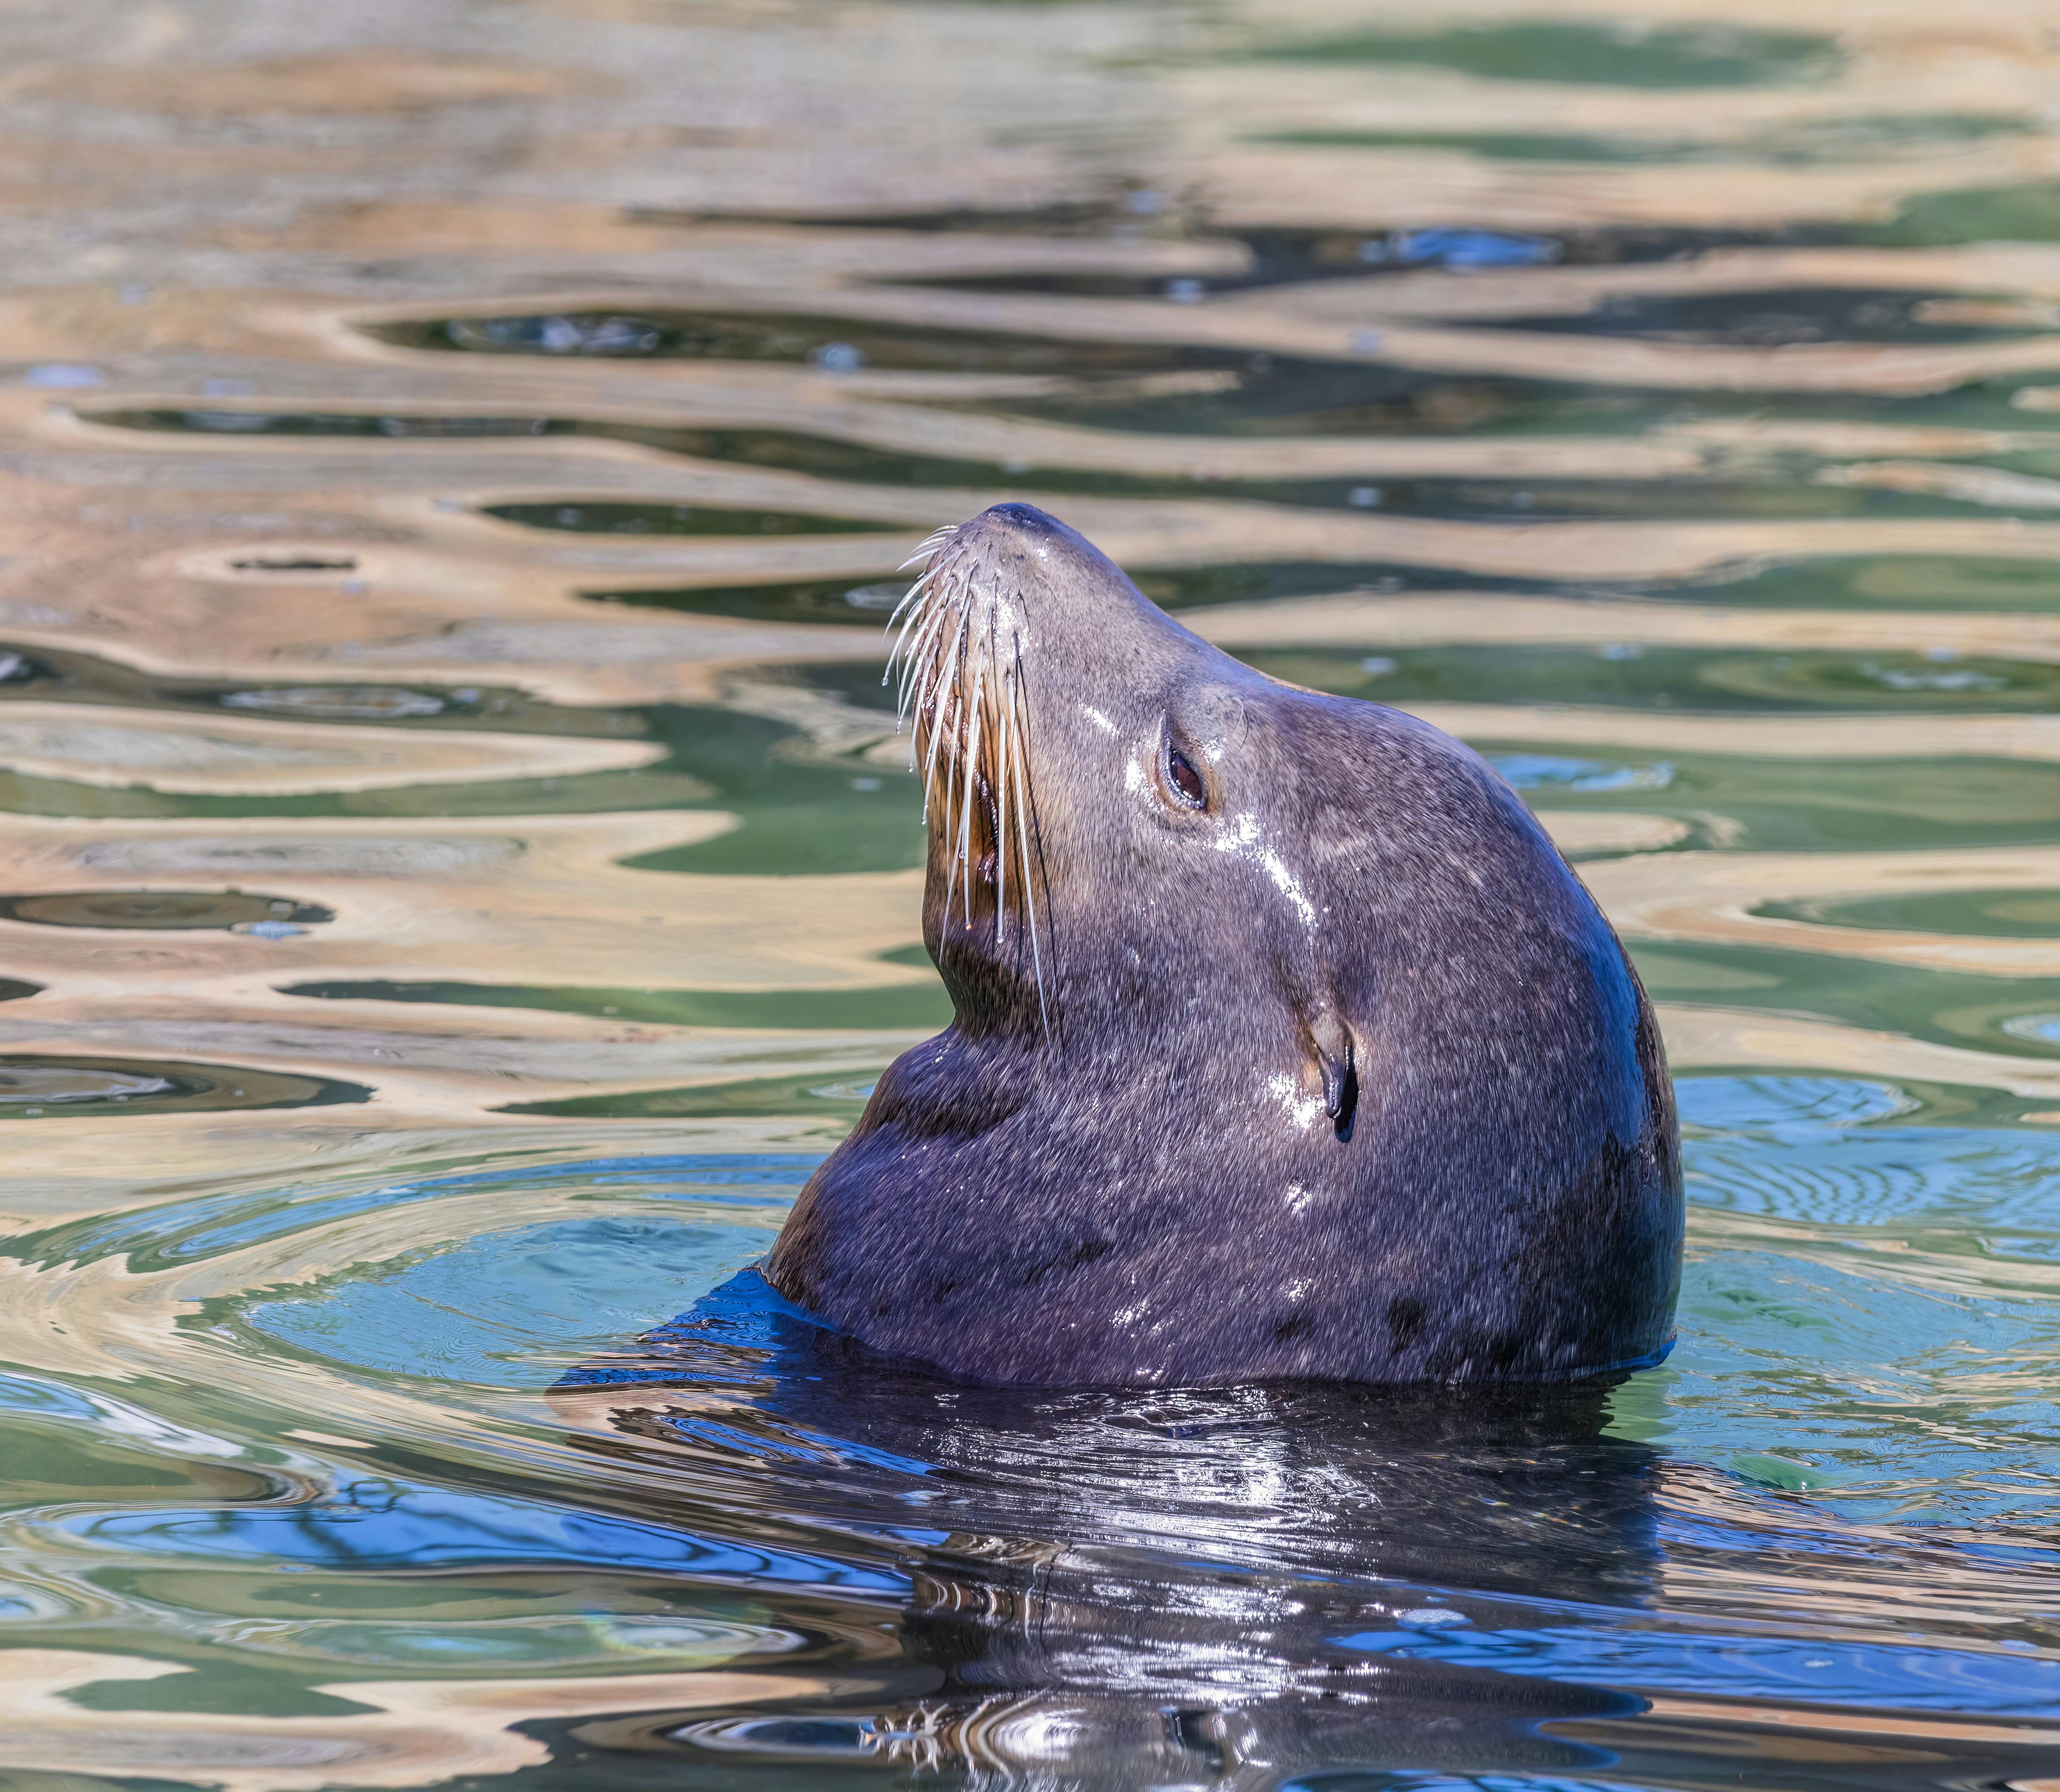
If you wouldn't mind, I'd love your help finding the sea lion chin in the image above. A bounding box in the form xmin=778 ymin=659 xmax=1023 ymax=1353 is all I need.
xmin=764 ymin=501 xmax=1683 ymax=1388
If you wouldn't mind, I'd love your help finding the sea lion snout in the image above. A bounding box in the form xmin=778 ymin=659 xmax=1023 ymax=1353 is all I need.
xmin=767 ymin=506 xmax=1683 ymax=1389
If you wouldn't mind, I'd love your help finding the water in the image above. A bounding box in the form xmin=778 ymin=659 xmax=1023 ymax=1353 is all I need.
xmin=4 ymin=1 xmax=2060 ymax=1785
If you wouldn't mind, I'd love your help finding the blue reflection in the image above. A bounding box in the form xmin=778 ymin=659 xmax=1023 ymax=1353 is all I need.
xmin=1491 ymin=754 xmax=1674 ymax=793
xmin=246 ymin=1216 xmax=782 ymax=1384
xmin=1392 ymin=228 xmax=1562 ymax=267
xmin=1682 ymin=1074 xmax=2060 ymax=1233
xmin=1283 ymin=1777 xmax=1657 ymax=1792
xmin=49 ymin=1476 xmax=906 ymax=1592
xmin=29 ymin=1151 xmax=821 ymax=1268
xmin=1333 ymin=1623 xmax=2060 ymax=1714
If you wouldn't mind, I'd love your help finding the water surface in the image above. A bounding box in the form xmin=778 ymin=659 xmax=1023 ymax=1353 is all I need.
xmin=4 ymin=1 xmax=2060 ymax=1787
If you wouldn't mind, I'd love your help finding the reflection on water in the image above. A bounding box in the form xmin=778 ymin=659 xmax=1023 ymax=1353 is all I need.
xmin=7 ymin=0 xmax=2060 ymax=1785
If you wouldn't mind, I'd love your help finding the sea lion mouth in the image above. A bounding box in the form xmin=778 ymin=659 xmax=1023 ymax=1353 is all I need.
xmin=888 ymin=517 xmax=1050 ymax=1025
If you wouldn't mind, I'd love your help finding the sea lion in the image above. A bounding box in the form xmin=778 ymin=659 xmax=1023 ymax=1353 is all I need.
xmin=764 ymin=501 xmax=1682 ymax=1386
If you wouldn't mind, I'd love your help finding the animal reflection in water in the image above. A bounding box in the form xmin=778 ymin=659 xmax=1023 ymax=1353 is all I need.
xmin=553 ymin=1272 xmax=1660 ymax=1788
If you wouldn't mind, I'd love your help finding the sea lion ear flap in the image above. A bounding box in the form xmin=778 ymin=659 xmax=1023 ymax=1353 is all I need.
xmin=1307 ymin=1005 xmax=1359 ymax=1142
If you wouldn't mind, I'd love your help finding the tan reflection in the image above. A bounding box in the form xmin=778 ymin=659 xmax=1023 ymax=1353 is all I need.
xmin=0 ymin=1646 xmax=817 ymax=1791
xmin=1821 ymin=460 xmax=2060 ymax=508
xmin=0 ymin=804 xmax=924 ymax=1023
xmin=0 ymin=702 xmax=660 ymax=794
xmin=1175 ymin=7 xmax=2060 ymax=151
xmin=1251 ymin=248 xmax=2060 ymax=326
xmin=1590 ymin=845 xmax=2060 ymax=976
xmin=1191 ymin=139 xmax=2060 ymax=237
xmin=1198 ymin=594 xmax=2060 ymax=661
xmin=341 ymin=281 xmax=2060 ymax=396
xmin=1405 ymin=704 xmax=2060 ymax=764
xmin=1658 ymin=1004 xmax=2060 ymax=1101
xmin=12 ymin=53 xmax=612 ymax=116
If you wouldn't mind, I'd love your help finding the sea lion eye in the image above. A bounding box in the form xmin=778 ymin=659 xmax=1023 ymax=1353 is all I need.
xmin=1166 ymin=746 xmax=1207 ymax=810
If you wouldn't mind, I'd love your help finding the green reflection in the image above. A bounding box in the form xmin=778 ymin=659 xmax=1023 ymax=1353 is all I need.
xmin=484 ymin=499 xmax=903 ymax=537
xmin=1870 ymin=181 xmax=2060 ymax=246
xmin=1249 ymin=116 xmax=2027 ymax=164
xmin=502 ymin=1071 xmax=881 ymax=1121
xmin=1250 ymin=644 xmax=2060 ymax=712
xmin=281 ymin=978 xmax=947 ymax=1032
xmin=1764 ymin=888 xmax=2060 ymax=938
xmin=0 ymin=1422 xmax=225 ymax=1507
xmin=63 ymin=1664 xmax=377 ymax=1719
xmin=1518 ymin=752 xmax=2060 ymax=854
xmin=1670 ymin=556 xmax=2060 ymax=612
xmin=1634 ymin=939 xmax=2060 ymax=1061
xmin=1241 ymin=22 xmax=1839 ymax=87
xmin=369 ymin=307 xmax=1253 ymax=376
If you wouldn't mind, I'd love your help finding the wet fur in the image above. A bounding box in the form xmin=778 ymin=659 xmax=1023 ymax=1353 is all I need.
xmin=767 ymin=503 xmax=1683 ymax=1386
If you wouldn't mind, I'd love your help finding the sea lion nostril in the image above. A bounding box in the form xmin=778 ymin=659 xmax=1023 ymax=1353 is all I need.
xmin=985 ymin=501 xmax=1055 ymax=530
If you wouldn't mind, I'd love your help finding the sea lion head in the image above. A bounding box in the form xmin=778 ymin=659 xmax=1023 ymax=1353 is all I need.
xmin=896 ymin=501 xmax=1365 ymax=1102
xmin=769 ymin=500 xmax=1681 ymax=1387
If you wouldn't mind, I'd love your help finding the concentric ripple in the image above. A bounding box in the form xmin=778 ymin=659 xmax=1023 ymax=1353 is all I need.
xmin=8 ymin=0 xmax=2060 ymax=1787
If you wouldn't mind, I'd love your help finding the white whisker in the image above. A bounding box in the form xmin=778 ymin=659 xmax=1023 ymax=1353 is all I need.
xmin=898 ymin=600 xmax=951 ymax=724
xmin=1007 ymin=638 xmax=1049 ymax=1035
xmin=958 ymin=662 xmax=985 ymax=926
xmin=898 ymin=525 xmax=955 ymax=574
xmin=920 ymin=664 xmax=951 ymax=819
xmin=993 ymin=661 xmax=1011 ymax=943
xmin=885 ymin=579 xmax=934 ymax=689
xmin=887 ymin=522 xmax=1050 ymax=1035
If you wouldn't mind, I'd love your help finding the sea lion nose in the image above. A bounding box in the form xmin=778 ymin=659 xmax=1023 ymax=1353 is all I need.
xmin=979 ymin=501 xmax=1061 ymax=533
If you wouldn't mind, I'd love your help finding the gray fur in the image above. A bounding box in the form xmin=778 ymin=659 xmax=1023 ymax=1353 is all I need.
xmin=766 ymin=502 xmax=1683 ymax=1386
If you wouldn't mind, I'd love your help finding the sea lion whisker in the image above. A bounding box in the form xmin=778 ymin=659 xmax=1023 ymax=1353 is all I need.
xmin=1006 ymin=633 xmax=1049 ymax=1037
xmin=899 ymin=601 xmax=943 ymax=723
xmin=937 ymin=591 xmax=976 ymax=753
xmin=920 ymin=671 xmax=951 ymax=822
xmin=915 ymin=591 xmax=970 ymax=819
xmin=993 ymin=646 xmax=1011 ymax=944
xmin=897 ymin=597 xmax=952 ymax=730
xmin=942 ymin=582 xmax=986 ymax=917
xmin=897 ymin=524 xmax=956 ymax=574
xmin=959 ymin=661 xmax=986 ymax=926
xmin=885 ymin=576 xmax=937 ymax=693
xmin=934 ymin=601 xmax=973 ymax=759
xmin=887 ymin=555 xmax=940 ymax=620
xmin=940 ymin=620 xmax=976 ymax=912
xmin=993 ymin=691 xmax=1010 ymax=943
xmin=897 ymin=534 xmax=1044 ymax=987
xmin=884 ymin=570 xmax=927 ymax=637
